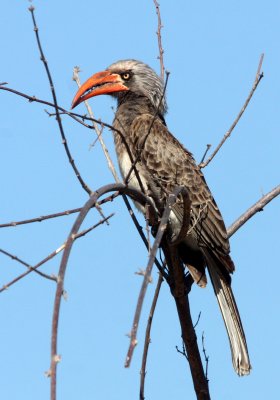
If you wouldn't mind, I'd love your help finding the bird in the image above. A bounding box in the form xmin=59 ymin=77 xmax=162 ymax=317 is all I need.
xmin=71 ymin=59 xmax=251 ymax=376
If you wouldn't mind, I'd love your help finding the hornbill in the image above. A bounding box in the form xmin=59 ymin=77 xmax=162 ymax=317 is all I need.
xmin=72 ymin=59 xmax=251 ymax=376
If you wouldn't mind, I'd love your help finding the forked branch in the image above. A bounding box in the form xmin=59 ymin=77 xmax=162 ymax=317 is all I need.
xmin=0 ymin=214 xmax=113 ymax=294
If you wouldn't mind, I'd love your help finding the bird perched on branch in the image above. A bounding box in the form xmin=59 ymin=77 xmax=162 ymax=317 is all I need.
xmin=72 ymin=59 xmax=251 ymax=376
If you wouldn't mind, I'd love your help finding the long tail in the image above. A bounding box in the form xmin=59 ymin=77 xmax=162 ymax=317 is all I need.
xmin=206 ymin=258 xmax=251 ymax=376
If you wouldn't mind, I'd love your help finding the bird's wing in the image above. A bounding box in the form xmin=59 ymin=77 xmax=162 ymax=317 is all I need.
xmin=130 ymin=113 xmax=234 ymax=274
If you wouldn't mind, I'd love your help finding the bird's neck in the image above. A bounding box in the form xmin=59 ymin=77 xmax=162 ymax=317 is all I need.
xmin=113 ymin=93 xmax=164 ymax=132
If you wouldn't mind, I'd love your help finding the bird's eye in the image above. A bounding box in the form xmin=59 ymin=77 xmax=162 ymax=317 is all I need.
xmin=121 ymin=72 xmax=131 ymax=81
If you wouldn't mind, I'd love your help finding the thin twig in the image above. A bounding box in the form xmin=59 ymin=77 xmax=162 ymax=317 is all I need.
xmin=199 ymin=144 xmax=212 ymax=165
xmin=0 ymin=192 xmax=121 ymax=228
xmin=227 ymin=184 xmax=280 ymax=238
xmin=0 ymin=85 xmax=128 ymax=138
xmin=140 ymin=274 xmax=163 ymax=400
xmin=199 ymin=53 xmax=264 ymax=168
xmin=193 ymin=311 xmax=202 ymax=329
xmin=176 ymin=340 xmax=188 ymax=359
xmin=88 ymin=124 xmax=104 ymax=150
xmin=153 ymin=0 xmax=165 ymax=79
xmin=0 ymin=207 xmax=84 ymax=228
xmin=0 ymin=248 xmax=56 ymax=281
xmin=73 ymin=213 xmax=114 ymax=239
xmin=202 ymin=332 xmax=209 ymax=380
xmin=0 ymin=214 xmax=113 ymax=294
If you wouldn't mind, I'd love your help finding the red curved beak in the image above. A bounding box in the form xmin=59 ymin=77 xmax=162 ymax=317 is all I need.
xmin=71 ymin=70 xmax=129 ymax=109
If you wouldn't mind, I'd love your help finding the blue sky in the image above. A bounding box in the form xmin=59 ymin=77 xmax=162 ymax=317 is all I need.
xmin=0 ymin=1 xmax=279 ymax=399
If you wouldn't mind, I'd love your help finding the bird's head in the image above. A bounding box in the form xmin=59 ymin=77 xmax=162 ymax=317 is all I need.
xmin=71 ymin=59 xmax=167 ymax=116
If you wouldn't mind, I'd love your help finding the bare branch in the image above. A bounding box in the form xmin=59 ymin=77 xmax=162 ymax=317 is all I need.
xmin=140 ymin=274 xmax=163 ymax=400
xmin=176 ymin=340 xmax=188 ymax=359
xmin=0 ymin=85 xmax=93 ymax=130
xmin=199 ymin=53 xmax=264 ymax=168
xmin=153 ymin=0 xmax=165 ymax=79
xmin=0 ymin=214 xmax=113 ymax=294
xmin=0 ymin=207 xmax=84 ymax=228
xmin=0 ymin=85 xmax=135 ymax=147
xmin=227 ymin=184 xmax=280 ymax=238
xmin=0 ymin=248 xmax=56 ymax=282
xmin=202 ymin=332 xmax=209 ymax=380
xmin=193 ymin=311 xmax=202 ymax=329
xmin=0 ymin=190 xmax=122 ymax=230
